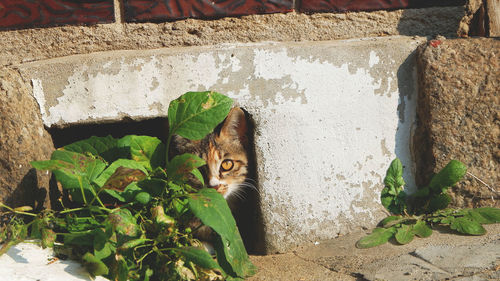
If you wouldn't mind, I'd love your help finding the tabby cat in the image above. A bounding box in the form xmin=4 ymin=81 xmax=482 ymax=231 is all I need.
xmin=171 ymin=107 xmax=252 ymax=243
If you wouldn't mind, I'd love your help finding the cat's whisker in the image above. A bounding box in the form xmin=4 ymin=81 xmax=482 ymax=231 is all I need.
xmin=240 ymin=182 xmax=259 ymax=193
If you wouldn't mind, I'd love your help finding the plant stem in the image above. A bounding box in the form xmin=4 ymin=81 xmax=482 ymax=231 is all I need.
xmin=59 ymin=206 xmax=110 ymax=214
xmin=88 ymin=187 xmax=106 ymax=208
xmin=13 ymin=211 xmax=37 ymax=217
xmin=137 ymin=249 xmax=154 ymax=264
xmin=165 ymin=133 xmax=172 ymax=167
xmin=78 ymin=177 xmax=88 ymax=206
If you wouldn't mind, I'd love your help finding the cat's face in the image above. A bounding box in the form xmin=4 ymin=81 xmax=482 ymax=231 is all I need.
xmin=172 ymin=107 xmax=248 ymax=200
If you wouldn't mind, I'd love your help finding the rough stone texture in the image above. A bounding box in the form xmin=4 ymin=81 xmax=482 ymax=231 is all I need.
xmin=0 ymin=7 xmax=463 ymax=67
xmin=0 ymin=68 xmax=54 ymax=208
xmin=414 ymin=38 xmax=500 ymax=208
xmin=17 ymin=36 xmax=423 ymax=253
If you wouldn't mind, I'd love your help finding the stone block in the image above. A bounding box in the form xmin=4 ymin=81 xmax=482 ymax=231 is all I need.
xmin=414 ymin=38 xmax=500 ymax=208
xmin=0 ymin=68 xmax=54 ymax=208
xmin=18 ymin=37 xmax=423 ymax=253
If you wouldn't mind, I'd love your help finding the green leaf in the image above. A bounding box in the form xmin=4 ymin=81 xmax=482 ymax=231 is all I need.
xmin=428 ymin=160 xmax=467 ymax=193
xmin=413 ymin=187 xmax=430 ymax=198
xmin=63 ymin=135 xmax=124 ymax=163
xmin=468 ymin=208 xmax=500 ymax=224
xmin=32 ymin=150 xmax=106 ymax=203
xmin=440 ymin=216 xmax=453 ymax=224
xmin=175 ymin=247 xmax=223 ymax=271
xmin=380 ymin=189 xmax=394 ymax=211
xmin=168 ymin=91 xmax=233 ymax=140
xmin=30 ymin=218 xmax=43 ymax=240
xmin=191 ymin=168 xmax=205 ymax=186
xmin=41 ymin=228 xmax=56 ymax=248
xmin=167 ymin=153 xmax=205 ymax=183
xmin=427 ymin=193 xmax=451 ymax=213
xmin=413 ymin=220 xmax=432 ymax=238
xmin=94 ymin=159 xmax=148 ymax=188
xmin=395 ymin=224 xmax=414 ymax=244
xmin=63 ymin=232 xmax=94 ymax=246
xmin=83 ymin=252 xmax=109 ymax=277
xmin=118 ymin=238 xmax=149 ymax=251
xmin=137 ymin=178 xmax=167 ymax=197
xmin=380 ymin=188 xmax=406 ymax=215
xmin=450 ymin=217 xmax=486 ymax=235
xmin=379 ymin=215 xmax=403 ymax=227
xmin=188 ymin=188 xmax=256 ymax=278
xmin=107 ymin=208 xmax=141 ymax=238
xmin=117 ymin=135 xmax=165 ymax=171
xmin=384 ymin=159 xmax=404 ymax=189
xmin=115 ymin=254 xmax=129 ymax=281
xmin=356 ymin=227 xmax=396 ymax=249
xmin=102 ymin=175 xmax=147 ymax=203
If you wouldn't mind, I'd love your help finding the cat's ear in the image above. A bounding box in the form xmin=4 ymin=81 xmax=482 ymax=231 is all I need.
xmin=220 ymin=107 xmax=248 ymax=146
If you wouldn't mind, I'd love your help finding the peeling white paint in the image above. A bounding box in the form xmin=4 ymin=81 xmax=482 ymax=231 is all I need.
xmin=31 ymin=78 xmax=47 ymax=121
xmin=19 ymin=37 xmax=424 ymax=252
xmin=40 ymin=53 xmax=229 ymax=126
xmin=369 ymin=50 xmax=380 ymax=67
xmin=246 ymin=49 xmax=392 ymax=236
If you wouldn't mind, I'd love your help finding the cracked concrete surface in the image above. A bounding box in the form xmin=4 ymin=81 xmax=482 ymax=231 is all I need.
xmin=248 ymin=223 xmax=500 ymax=280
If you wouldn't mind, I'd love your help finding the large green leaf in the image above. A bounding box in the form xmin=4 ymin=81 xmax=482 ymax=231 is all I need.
xmin=167 ymin=153 xmax=205 ymax=183
xmin=384 ymin=158 xmax=404 ymax=191
xmin=137 ymin=178 xmax=168 ymax=197
xmin=356 ymin=227 xmax=396 ymax=249
xmin=378 ymin=215 xmax=403 ymax=227
xmin=395 ymin=224 xmax=414 ymax=244
xmin=93 ymin=159 xmax=148 ymax=188
xmin=83 ymin=252 xmax=109 ymax=277
xmin=428 ymin=160 xmax=467 ymax=193
xmin=107 ymin=208 xmax=141 ymax=238
xmin=175 ymin=247 xmax=223 ymax=272
xmin=412 ymin=220 xmax=432 ymax=238
xmin=117 ymin=135 xmax=165 ymax=171
xmin=168 ymin=91 xmax=233 ymax=140
xmin=31 ymin=150 xmax=106 ymax=203
xmin=427 ymin=193 xmax=451 ymax=213
xmin=63 ymin=135 xmax=124 ymax=163
xmin=468 ymin=208 xmax=500 ymax=224
xmin=188 ymin=188 xmax=256 ymax=278
xmin=449 ymin=217 xmax=486 ymax=235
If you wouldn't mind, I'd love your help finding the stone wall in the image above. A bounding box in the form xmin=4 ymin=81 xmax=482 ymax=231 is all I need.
xmin=414 ymin=38 xmax=499 ymax=208
xmin=0 ymin=68 xmax=54 ymax=208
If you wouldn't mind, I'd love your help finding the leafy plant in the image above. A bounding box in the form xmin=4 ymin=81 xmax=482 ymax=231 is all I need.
xmin=0 ymin=91 xmax=256 ymax=280
xmin=357 ymin=158 xmax=500 ymax=248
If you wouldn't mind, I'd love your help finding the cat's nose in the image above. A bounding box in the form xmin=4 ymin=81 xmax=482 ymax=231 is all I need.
xmin=209 ymin=177 xmax=220 ymax=187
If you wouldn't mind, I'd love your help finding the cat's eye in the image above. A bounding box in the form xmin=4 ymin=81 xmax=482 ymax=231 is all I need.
xmin=221 ymin=160 xmax=234 ymax=172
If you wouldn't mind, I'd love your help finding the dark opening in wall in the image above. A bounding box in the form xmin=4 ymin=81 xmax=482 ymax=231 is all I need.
xmin=47 ymin=113 xmax=264 ymax=254
xmin=48 ymin=117 xmax=169 ymax=148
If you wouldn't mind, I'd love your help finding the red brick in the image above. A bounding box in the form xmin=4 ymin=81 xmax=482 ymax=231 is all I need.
xmin=124 ymin=0 xmax=293 ymax=22
xmin=0 ymin=0 xmax=114 ymax=31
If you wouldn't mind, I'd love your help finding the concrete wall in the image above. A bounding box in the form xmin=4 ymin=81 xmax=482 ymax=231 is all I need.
xmin=0 ymin=0 xmax=469 ymax=254
xmin=17 ymin=36 xmax=423 ymax=252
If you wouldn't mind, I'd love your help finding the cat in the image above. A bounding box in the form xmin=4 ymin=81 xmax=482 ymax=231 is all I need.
xmin=171 ymin=107 xmax=254 ymax=247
